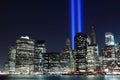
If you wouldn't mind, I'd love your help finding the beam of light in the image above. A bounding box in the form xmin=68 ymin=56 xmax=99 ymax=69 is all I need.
xmin=70 ymin=0 xmax=75 ymax=49
xmin=77 ymin=0 xmax=82 ymax=32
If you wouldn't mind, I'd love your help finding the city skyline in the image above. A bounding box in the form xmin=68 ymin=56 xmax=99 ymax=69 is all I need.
xmin=1 ymin=0 xmax=120 ymax=71
xmin=4 ymin=29 xmax=120 ymax=75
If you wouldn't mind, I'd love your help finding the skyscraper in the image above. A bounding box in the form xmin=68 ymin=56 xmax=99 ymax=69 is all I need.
xmin=102 ymin=32 xmax=118 ymax=74
xmin=60 ymin=38 xmax=75 ymax=74
xmin=34 ymin=40 xmax=46 ymax=73
xmin=102 ymin=45 xmax=116 ymax=73
xmin=74 ymin=33 xmax=88 ymax=72
xmin=16 ymin=36 xmax=35 ymax=74
xmin=43 ymin=52 xmax=60 ymax=74
xmin=86 ymin=26 xmax=99 ymax=72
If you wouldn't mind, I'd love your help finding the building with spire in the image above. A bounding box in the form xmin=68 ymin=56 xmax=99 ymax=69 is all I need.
xmin=86 ymin=26 xmax=99 ymax=72
xmin=60 ymin=38 xmax=75 ymax=74
xmin=90 ymin=26 xmax=96 ymax=45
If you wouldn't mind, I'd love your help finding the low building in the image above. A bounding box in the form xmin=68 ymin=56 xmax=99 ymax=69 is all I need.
xmin=60 ymin=38 xmax=75 ymax=74
xmin=8 ymin=46 xmax=16 ymax=74
xmin=43 ymin=52 xmax=60 ymax=74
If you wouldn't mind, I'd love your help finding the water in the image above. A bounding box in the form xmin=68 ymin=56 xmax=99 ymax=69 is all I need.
xmin=0 ymin=75 xmax=120 ymax=80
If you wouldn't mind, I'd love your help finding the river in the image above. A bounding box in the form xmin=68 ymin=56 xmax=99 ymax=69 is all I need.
xmin=0 ymin=75 xmax=120 ymax=80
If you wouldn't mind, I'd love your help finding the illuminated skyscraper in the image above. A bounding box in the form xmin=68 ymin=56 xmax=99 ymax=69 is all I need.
xmin=34 ymin=40 xmax=46 ymax=73
xmin=60 ymin=38 xmax=75 ymax=74
xmin=74 ymin=33 xmax=88 ymax=72
xmin=105 ymin=32 xmax=115 ymax=46
xmin=102 ymin=32 xmax=118 ymax=74
xmin=102 ymin=45 xmax=117 ymax=73
xmin=16 ymin=36 xmax=35 ymax=74
xmin=87 ymin=46 xmax=98 ymax=72
xmin=87 ymin=26 xmax=99 ymax=72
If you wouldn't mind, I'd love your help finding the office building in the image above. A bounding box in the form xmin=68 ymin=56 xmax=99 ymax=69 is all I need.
xmin=74 ymin=32 xmax=88 ymax=72
xmin=16 ymin=36 xmax=35 ymax=74
xmin=60 ymin=38 xmax=75 ymax=74
xmin=34 ymin=40 xmax=46 ymax=73
xmin=102 ymin=32 xmax=119 ymax=74
xmin=86 ymin=26 xmax=99 ymax=72
xmin=43 ymin=52 xmax=60 ymax=74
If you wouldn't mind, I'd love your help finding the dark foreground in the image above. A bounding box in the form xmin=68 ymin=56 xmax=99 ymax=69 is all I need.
xmin=0 ymin=75 xmax=120 ymax=80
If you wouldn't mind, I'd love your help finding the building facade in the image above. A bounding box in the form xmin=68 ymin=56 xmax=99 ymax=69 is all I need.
xmin=105 ymin=32 xmax=115 ymax=46
xmin=60 ymin=38 xmax=75 ymax=74
xmin=43 ymin=52 xmax=60 ymax=74
xmin=87 ymin=45 xmax=98 ymax=72
xmin=16 ymin=36 xmax=35 ymax=74
xmin=102 ymin=32 xmax=119 ymax=74
xmin=34 ymin=40 xmax=46 ymax=73
xmin=8 ymin=46 xmax=16 ymax=74
xmin=74 ymin=33 xmax=88 ymax=72
xmin=86 ymin=26 xmax=99 ymax=72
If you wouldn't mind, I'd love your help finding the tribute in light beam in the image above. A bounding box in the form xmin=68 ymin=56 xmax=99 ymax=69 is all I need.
xmin=77 ymin=0 xmax=82 ymax=32
xmin=70 ymin=0 xmax=82 ymax=49
xmin=71 ymin=0 xmax=75 ymax=49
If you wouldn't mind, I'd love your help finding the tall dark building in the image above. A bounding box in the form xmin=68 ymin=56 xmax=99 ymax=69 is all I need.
xmin=60 ymin=38 xmax=75 ymax=73
xmin=34 ymin=40 xmax=46 ymax=73
xmin=74 ymin=33 xmax=88 ymax=72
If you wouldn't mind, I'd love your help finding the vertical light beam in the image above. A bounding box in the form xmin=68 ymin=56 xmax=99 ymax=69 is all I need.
xmin=77 ymin=0 xmax=82 ymax=32
xmin=71 ymin=0 xmax=75 ymax=49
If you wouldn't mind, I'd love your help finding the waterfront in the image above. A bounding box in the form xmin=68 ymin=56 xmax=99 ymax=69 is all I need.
xmin=0 ymin=75 xmax=120 ymax=80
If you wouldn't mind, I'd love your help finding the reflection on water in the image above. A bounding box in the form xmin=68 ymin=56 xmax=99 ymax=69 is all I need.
xmin=104 ymin=75 xmax=120 ymax=80
xmin=1 ymin=75 xmax=120 ymax=80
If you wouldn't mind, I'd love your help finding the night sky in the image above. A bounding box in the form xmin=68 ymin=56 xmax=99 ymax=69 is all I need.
xmin=0 ymin=0 xmax=120 ymax=71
